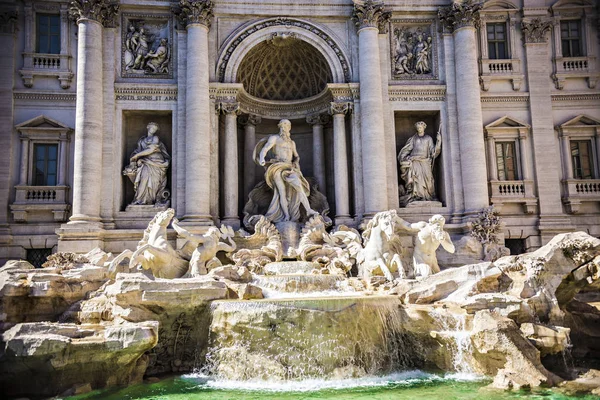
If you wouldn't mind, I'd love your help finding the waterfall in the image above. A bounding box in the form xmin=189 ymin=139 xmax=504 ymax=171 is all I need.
xmin=203 ymin=296 xmax=423 ymax=381
xmin=428 ymin=309 xmax=474 ymax=374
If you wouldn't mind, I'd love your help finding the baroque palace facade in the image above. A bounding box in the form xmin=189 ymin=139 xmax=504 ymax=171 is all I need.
xmin=0 ymin=0 xmax=598 ymax=264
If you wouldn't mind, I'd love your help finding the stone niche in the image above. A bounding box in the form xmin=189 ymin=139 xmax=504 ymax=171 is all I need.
xmin=121 ymin=111 xmax=173 ymax=210
xmin=394 ymin=111 xmax=445 ymax=207
xmin=121 ymin=13 xmax=173 ymax=79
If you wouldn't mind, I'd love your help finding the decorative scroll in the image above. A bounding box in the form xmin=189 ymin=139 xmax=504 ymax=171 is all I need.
xmin=68 ymin=0 xmax=119 ymax=27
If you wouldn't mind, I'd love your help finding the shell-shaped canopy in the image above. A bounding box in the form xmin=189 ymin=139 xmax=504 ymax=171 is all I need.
xmin=237 ymin=36 xmax=333 ymax=101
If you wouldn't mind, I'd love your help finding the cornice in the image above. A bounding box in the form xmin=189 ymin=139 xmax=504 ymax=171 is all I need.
xmin=13 ymin=91 xmax=77 ymax=102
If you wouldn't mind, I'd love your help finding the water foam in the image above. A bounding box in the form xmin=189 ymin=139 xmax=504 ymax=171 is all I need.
xmin=181 ymin=370 xmax=484 ymax=392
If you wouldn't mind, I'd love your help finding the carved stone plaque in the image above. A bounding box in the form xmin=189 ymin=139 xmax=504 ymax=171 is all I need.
xmin=121 ymin=13 xmax=173 ymax=79
xmin=390 ymin=20 xmax=437 ymax=81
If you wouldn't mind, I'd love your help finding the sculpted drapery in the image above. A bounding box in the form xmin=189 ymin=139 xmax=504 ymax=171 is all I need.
xmin=124 ymin=122 xmax=170 ymax=206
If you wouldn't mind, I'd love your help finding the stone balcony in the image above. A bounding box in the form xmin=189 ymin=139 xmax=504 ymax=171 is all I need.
xmin=19 ymin=53 xmax=73 ymax=89
xmin=562 ymin=179 xmax=600 ymax=214
xmin=10 ymin=185 xmax=71 ymax=223
xmin=552 ymin=56 xmax=598 ymax=89
xmin=489 ymin=180 xmax=537 ymax=214
xmin=479 ymin=58 xmax=523 ymax=91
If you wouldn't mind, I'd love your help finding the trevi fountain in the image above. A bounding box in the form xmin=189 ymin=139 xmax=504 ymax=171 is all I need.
xmin=1 ymin=0 xmax=600 ymax=399
xmin=1 ymin=116 xmax=599 ymax=399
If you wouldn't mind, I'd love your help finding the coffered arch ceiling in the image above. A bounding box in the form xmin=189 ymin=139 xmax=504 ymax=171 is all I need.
xmin=236 ymin=36 xmax=333 ymax=101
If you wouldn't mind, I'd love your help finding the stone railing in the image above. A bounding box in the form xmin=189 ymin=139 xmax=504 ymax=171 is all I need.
xmin=32 ymin=54 xmax=62 ymax=69
xmin=11 ymin=185 xmax=71 ymax=222
xmin=553 ymin=56 xmax=597 ymax=89
xmin=489 ymin=180 xmax=537 ymax=214
xmin=562 ymin=179 xmax=600 ymax=214
xmin=479 ymin=59 xmax=523 ymax=91
xmin=20 ymin=53 xmax=73 ymax=89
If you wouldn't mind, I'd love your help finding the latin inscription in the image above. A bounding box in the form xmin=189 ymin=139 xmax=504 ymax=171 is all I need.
xmin=116 ymin=94 xmax=177 ymax=101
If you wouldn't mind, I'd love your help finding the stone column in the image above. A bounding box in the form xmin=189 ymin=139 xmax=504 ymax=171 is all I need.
xmin=522 ymin=17 xmax=571 ymax=241
xmin=18 ymin=139 xmax=29 ymax=186
xmin=330 ymin=102 xmax=353 ymax=225
xmin=352 ymin=0 xmax=391 ymax=217
xmin=58 ymin=139 xmax=68 ymax=186
xmin=518 ymin=133 xmax=532 ymax=181
xmin=67 ymin=0 xmax=118 ymax=225
xmin=439 ymin=1 xmax=489 ymax=214
xmin=560 ymin=135 xmax=574 ymax=179
xmin=485 ymin=136 xmax=498 ymax=181
xmin=175 ymin=0 xmax=214 ymax=225
xmin=240 ymin=114 xmax=261 ymax=202
xmin=220 ymin=102 xmax=240 ymax=229
xmin=306 ymin=113 xmax=329 ymax=193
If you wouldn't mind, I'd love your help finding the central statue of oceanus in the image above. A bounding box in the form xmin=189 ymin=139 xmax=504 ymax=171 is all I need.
xmin=243 ymin=119 xmax=330 ymax=228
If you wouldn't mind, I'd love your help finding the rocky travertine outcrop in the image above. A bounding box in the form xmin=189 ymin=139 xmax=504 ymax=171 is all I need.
xmin=0 ymin=261 xmax=109 ymax=332
xmin=395 ymin=232 xmax=600 ymax=389
xmin=77 ymin=273 xmax=229 ymax=375
xmin=0 ymin=321 xmax=158 ymax=398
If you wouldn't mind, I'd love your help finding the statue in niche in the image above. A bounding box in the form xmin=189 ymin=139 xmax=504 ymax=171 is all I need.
xmin=123 ymin=122 xmax=171 ymax=206
xmin=123 ymin=21 xmax=170 ymax=75
xmin=252 ymin=119 xmax=320 ymax=224
xmin=398 ymin=121 xmax=441 ymax=206
xmin=393 ymin=26 xmax=433 ymax=76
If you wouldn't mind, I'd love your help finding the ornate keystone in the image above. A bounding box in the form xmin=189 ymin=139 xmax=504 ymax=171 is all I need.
xmin=239 ymin=114 xmax=262 ymax=126
xmin=173 ymin=0 xmax=214 ymax=29
xmin=68 ymin=0 xmax=119 ymax=26
xmin=306 ymin=113 xmax=330 ymax=126
xmin=352 ymin=0 xmax=391 ymax=33
xmin=521 ymin=18 xmax=552 ymax=44
xmin=329 ymin=102 xmax=353 ymax=115
xmin=438 ymin=0 xmax=482 ymax=32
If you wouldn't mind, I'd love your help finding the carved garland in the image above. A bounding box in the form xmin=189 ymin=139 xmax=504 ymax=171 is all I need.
xmin=172 ymin=0 xmax=214 ymax=29
xmin=521 ymin=18 xmax=552 ymax=43
xmin=352 ymin=0 xmax=391 ymax=33
xmin=438 ymin=0 xmax=482 ymax=32
xmin=217 ymin=17 xmax=351 ymax=83
xmin=68 ymin=0 xmax=119 ymax=27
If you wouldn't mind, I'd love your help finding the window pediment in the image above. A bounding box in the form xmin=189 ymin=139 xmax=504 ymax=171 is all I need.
xmin=485 ymin=116 xmax=530 ymax=138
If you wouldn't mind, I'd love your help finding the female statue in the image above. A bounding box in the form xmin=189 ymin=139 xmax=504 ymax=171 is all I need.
xmin=124 ymin=122 xmax=170 ymax=206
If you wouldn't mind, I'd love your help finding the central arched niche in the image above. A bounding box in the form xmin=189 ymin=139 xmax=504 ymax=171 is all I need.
xmin=236 ymin=34 xmax=333 ymax=101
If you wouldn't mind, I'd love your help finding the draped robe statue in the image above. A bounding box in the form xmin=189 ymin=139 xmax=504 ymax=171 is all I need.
xmin=124 ymin=122 xmax=170 ymax=206
xmin=398 ymin=121 xmax=442 ymax=205
xmin=253 ymin=119 xmax=319 ymax=223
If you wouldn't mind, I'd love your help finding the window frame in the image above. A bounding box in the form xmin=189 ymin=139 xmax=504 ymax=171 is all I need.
xmin=486 ymin=22 xmax=508 ymax=60
xmin=495 ymin=141 xmax=519 ymax=181
xmin=32 ymin=143 xmax=59 ymax=186
xmin=36 ymin=13 xmax=61 ymax=55
xmin=560 ymin=19 xmax=584 ymax=58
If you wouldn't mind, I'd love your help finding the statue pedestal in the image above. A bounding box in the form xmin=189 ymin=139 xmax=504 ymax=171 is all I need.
xmin=406 ymin=201 xmax=442 ymax=208
xmin=275 ymin=221 xmax=301 ymax=258
xmin=124 ymin=204 xmax=169 ymax=218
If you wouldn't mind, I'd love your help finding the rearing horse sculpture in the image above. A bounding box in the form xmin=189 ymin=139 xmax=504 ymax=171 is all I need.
xmin=357 ymin=210 xmax=406 ymax=282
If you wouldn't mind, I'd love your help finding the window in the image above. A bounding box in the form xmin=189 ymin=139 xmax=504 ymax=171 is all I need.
xmin=33 ymin=144 xmax=58 ymax=186
xmin=571 ymin=140 xmax=594 ymax=179
xmin=37 ymin=14 xmax=60 ymax=54
xmin=496 ymin=142 xmax=518 ymax=180
xmin=487 ymin=23 xmax=507 ymax=60
xmin=561 ymin=20 xmax=583 ymax=58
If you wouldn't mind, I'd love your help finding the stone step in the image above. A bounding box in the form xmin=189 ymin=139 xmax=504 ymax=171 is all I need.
xmin=263 ymin=261 xmax=321 ymax=275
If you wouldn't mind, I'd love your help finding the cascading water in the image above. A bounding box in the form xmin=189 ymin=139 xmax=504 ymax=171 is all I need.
xmin=202 ymin=295 xmax=424 ymax=381
xmin=428 ymin=309 xmax=474 ymax=374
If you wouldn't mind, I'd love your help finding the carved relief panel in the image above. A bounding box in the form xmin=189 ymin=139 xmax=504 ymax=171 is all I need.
xmin=121 ymin=13 xmax=173 ymax=79
xmin=389 ymin=19 xmax=438 ymax=81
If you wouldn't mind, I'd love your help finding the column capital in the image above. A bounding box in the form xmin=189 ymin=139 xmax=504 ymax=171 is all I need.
xmin=68 ymin=0 xmax=119 ymax=27
xmin=0 ymin=10 xmax=18 ymax=34
xmin=352 ymin=0 xmax=391 ymax=34
xmin=218 ymin=101 xmax=240 ymax=115
xmin=521 ymin=18 xmax=553 ymax=44
xmin=173 ymin=0 xmax=214 ymax=30
xmin=239 ymin=114 xmax=261 ymax=127
xmin=329 ymin=102 xmax=353 ymax=115
xmin=307 ymin=113 xmax=330 ymax=126
xmin=438 ymin=0 xmax=482 ymax=33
